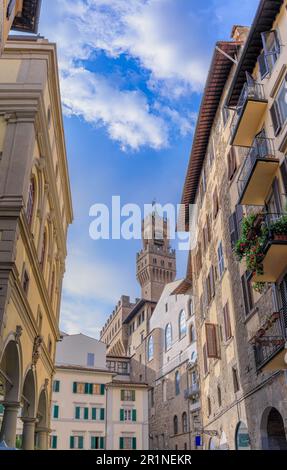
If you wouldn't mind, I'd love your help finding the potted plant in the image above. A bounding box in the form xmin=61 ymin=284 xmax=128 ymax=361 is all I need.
xmin=270 ymin=214 xmax=287 ymax=241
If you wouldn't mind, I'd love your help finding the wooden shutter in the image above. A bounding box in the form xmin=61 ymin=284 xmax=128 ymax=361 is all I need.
xmin=119 ymin=437 xmax=124 ymax=449
xmin=120 ymin=409 xmax=124 ymax=421
xmin=84 ymin=408 xmax=89 ymax=420
xmin=227 ymin=147 xmax=237 ymax=180
xmin=121 ymin=390 xmax=125 ymax=401
xmin=100 ymin=437 xmax=104 ymax=449
xmin=132 ymin=390 xmax=136 ymax=401
xmin=78 ymin=436 xmax=84 ymax=450
xmin=70 ymin=436 xmax=74 ymax=449
xmin=236 ymin=205 xmax=243 ymax=238
xmin=101 ymin=384 xmax=105 ymax=395
xmin=203 ymin=343 xmax=208 ymax=375
xmin=210 ymin=266 xmax=215 ymax=298
xmin=100 ymin=408 xmax=105 ymax=421
xmin=54 ymin=405 xmax=59 ymax=419
xmin=84 ymin=383 xmax=89 ymax=394
xmin=270 ymin=102 xmax=281 ymax=136
xmin=73 ymin=382 xmax=77 ymax=394
xmin=92 ymin=408 xmax=96 ymax=420
xmin=132 ymin=437 xmax=137 ymax=450
xmin=205 ymin=323 xmax=219 ymax=358
xmin=132 ymin=409 xmax=137 ymax=422
xmin=75 ymin=407 xmax=80 ymax=420
xmin=280 ymin=157 xmax=287 ymax=194
xmin=223 ymin=303 xmax=232 ymax=341
xmin=91 ymin=436 xmax=96 ymax=449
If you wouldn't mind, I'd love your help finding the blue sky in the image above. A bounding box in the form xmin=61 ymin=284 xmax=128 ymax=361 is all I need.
xmin=39 ymin=0 xmax=259 ymax=338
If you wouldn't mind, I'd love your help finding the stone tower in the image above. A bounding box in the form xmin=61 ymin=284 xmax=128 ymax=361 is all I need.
xmin=136 ymin=212 xmax=176 ymax=302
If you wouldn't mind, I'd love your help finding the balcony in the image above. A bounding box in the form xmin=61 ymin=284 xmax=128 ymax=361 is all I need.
xmin=254 ymin=309 xmax=287 ymax=371
xmin=184 ymin=383 xmax=200 ymax=400
xmin=230 ymin=82 xmax=268 ymax=147
xmin=252 ymin=213 xmax=287 ymax=283
xmin=237 ymin=137 xmax=279 ymax=206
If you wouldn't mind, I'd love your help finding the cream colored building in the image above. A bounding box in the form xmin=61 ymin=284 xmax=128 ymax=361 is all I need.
xmin=0 ymin=37 xmax=73 ymax=449
xmin=51 ymin=334 xmax=149 ymax=450
xmin=180 ymin=0 xmax=287 ymax=450
xmin=0 ymin=0 xmax=42 ymax=54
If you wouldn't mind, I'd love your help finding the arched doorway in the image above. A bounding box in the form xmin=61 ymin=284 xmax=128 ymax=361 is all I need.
xmin=0 ymin=339 xmax=21 ymax=447
xmin=235 ymin=421 xmax=251 ymax=450
xmin=35 ymin=388 xmax=49 ymax=450
xmin=21 ymin=369 xmax=37 ymax=450
xmin=261 ymin=407 xmax=287 ymax=450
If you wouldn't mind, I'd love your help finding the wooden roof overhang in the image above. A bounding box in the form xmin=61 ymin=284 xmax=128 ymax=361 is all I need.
xmin=181 ymin=41 xmax=240 ymax=230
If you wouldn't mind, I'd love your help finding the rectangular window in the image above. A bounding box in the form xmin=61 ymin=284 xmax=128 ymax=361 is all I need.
xmin=70 ymin=436 xmax=84 ymax=450
xmin=227 ymin=147 xmax=237 ymax=180
xmin=203 ymin=343 xmax=208 ymax=375
xmin=121 ymin=390 xmax=136 ymax=401
xmin=223 ymin=303 xmax=232 ymax=341
xmin=270 ymin=75 xmax=287 ymax=136
xmin=213 ymin=187 xmax=219 ymax=219
xmin=53 ymin=380 xmax=60 ymax=393
xmin=53 ymin=405 xmax=59 ymax=419
xmin=205 ymin=323 xmax=220 ymax=359
xmin=218 ymin=242 xmax=225 ymax=278
xmin=51 ymin=435 xmax=57 ymax=450
xmin=87 ymin=353 xmax=95 ymax=367
xmin=232 ymin=367 xmax=240 ymax=393
xmin=119 ymin=437 xmax=136 ymax=450
xmin=91 ymin=436 xmax=104 ymax=450
xmin=261 ymin=30 xmax=280 ymax=76
xmin=241 ymin=272 xmax=254 ymax=316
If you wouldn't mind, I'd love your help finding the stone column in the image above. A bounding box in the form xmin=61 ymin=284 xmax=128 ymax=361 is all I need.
xmin=0 ymin=402 xmax=20 ymax=448
xmin=36 ymin=427 xmax=49 ymax=450
xmin=22 ymin=417 xmax=37 ymax=450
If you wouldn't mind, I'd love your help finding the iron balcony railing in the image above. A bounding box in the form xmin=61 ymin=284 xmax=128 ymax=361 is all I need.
xmin=254 ymin=308 xmax=287 ymax=370
xmin=184 ymin=383 xmax=200 ymax=400
xmin=237 ymin=136 xmax=276 ymax=200
xmin=231 ymin=81 xmax=266 ymax=140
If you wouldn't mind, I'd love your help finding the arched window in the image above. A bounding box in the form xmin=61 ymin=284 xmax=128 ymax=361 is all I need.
xmin=26 ymin=179 xmax=35 ymax=226
xmin=165 ymin=323 xmax=172 ymax=351
xmin=179 ymin=310 xmax=187 ymax=339
xmin=175 ymin=371 xmax=180 ymax=396
xmin=148 ymin=336 xmax=154 ymax=362
xmin=40 ymin=231 xmax=47 ymax=270
xmin=173 ymin=415 xmax=178 ymax=435
xmin=182 ymin=412 xmax=188 ymax=433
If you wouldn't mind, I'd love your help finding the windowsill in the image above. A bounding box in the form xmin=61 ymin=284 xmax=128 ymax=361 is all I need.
xmin=223 ymin=336 xmax=234 ymax=347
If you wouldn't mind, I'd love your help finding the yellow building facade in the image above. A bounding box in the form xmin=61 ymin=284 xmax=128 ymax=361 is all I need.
xmin=0 ymin=37 xmax=73 ymax=449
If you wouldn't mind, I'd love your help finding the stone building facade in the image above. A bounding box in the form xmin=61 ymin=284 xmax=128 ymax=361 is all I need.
xmin=180 ymin=0 xmax=287 ymax=450
xmin=0 ymin=37 xmax=73 ymax=449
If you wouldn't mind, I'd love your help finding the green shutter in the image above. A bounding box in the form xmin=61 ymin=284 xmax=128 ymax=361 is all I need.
xmin=92 ymin=408 xmax=97 ymax=420
xmin=0 ymin=404 xmax=4 ymax=414
xmin=100 ymin=408 xmax=105 ymax=421
xmin=75 ymin=407 xmax=80 ymax=419
xmin=100 ymin=437 xmax=104 ymax=449
xmin=89 ymin=383 xmax=93 ymax=395
xmin=120 ymin=409 xmax=124 ymax=421
xmin=119 ymin=437 xmax=124 ymax=450
xmin=121 ymin=390 xmax=125 ymax=401
xmin=84 ymin=383 xmax=89 ymax=394
xmin=52 ymin=436 xmax=57 ymax=449
xmin=78 ymin=436 xmax=84 ymax=450
xmin=55 ymin=381 xmax=60 ymax=392
xmin=132 ymin=409 xmax=137 ymax=422
xmin=73 ymin=382 xmax=77 ymax=393
xmin=132 ymin=390 xmax=136 ymax=401
xmin=70 ymin=436 xmax=74 ymax=449
xmin=91 ymin=436 xmax=96 ymax=450
xmin=100 ymin=384 xmax=105 ymax=395
xmin=84 ymin=408 xmax=89 ymax=420
xmin=132 ymin=437 xmax=137 ymax=450
xmin=53 ymin=405 xmax=59 ymax=419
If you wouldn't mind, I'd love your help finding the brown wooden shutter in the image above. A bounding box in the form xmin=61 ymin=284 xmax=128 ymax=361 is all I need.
xmin=223 ymin=303 xmax=232 ymax=341
xmin=205 ymin=323 xmax=219 ymax=358
xmin=203 ymin=343 xmax=208 ymax=375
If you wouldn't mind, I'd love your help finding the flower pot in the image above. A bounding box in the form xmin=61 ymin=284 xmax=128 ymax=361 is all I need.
xmin=273 ymin=233 xmax=287 ymax=241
